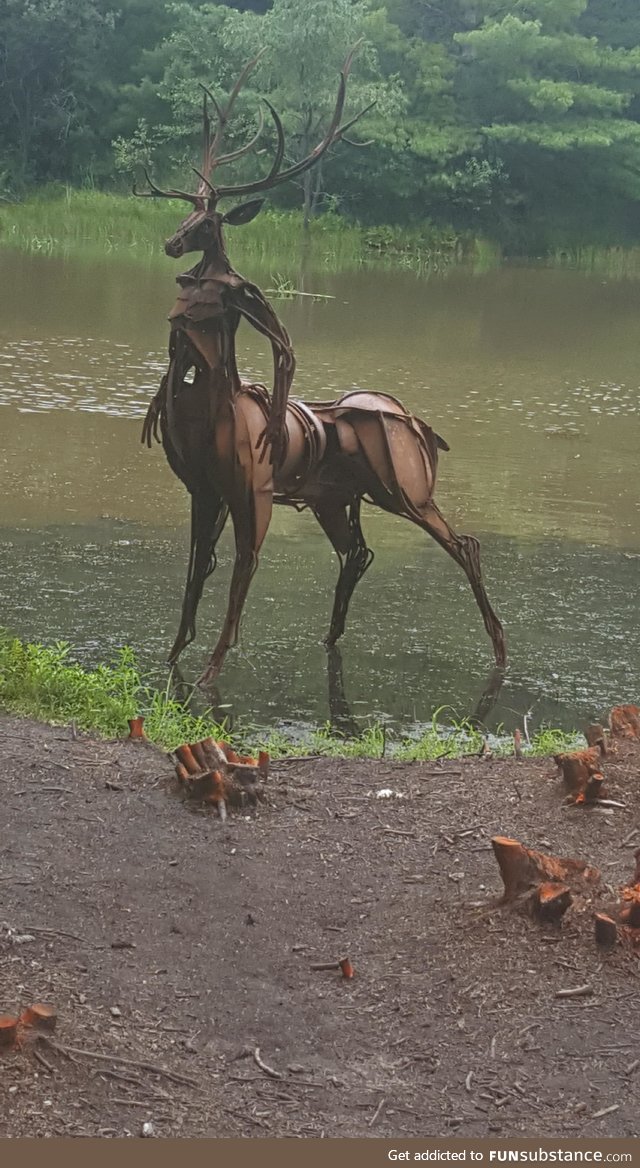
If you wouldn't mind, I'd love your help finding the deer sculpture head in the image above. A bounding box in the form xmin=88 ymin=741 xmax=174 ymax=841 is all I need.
xmin=134 ymin=45 xmax=373 ymax=262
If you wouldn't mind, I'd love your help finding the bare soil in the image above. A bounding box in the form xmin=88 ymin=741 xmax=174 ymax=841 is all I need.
xmin=1 ymin=714 xmax=639 ymax=1139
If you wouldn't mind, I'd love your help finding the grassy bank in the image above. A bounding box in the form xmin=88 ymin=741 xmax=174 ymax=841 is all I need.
xmin=0 ymin=188 xmax=487 ymax=275
xmin=0 ymin=632 xmax=579 ymax=760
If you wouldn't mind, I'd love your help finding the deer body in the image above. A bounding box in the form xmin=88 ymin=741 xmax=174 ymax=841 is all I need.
xmin=138 ymin=49 xmax=506 ymax=684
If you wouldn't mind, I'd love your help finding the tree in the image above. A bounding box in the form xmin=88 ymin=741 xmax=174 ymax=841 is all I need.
xmin=0 ymin=0 xmax=109 ymax=188
xmin=454 ymin=0 xmax=640 ymax=242
xmin=142 ymin=0 xmax=404 ymax=225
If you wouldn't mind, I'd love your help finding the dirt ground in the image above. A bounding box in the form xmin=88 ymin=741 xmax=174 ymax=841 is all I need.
xmin=1 ymin=714 xmax=639 ymax=1139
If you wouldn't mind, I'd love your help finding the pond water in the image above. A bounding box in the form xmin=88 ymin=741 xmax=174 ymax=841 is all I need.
xmin=0 ymin=247 xmax=639 ymax=737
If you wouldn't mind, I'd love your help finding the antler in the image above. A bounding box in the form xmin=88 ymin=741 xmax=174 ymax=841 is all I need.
xmin=198 ymin=48 xmax=267 ymax=186
xmin=215 ymin=43 xmax=375 ymax=199
xmin=133 ymin=168 xmax=203 ymax=206
xmin=133 ymin=43 xmax=373 ymax=207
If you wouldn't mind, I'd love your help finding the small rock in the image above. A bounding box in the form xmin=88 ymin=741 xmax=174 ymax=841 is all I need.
xmin=78 ymin=993 xmax=87 ymax=1005
xmin=9 ymin=1086 xmax=18 ymax=1095
xmin=110 ymin=1006 xmax=122 ymax=1018
xmin=15 ymin=934 xmax=36 ymax=945
xmin=141 ymin=1122 xmax=154 ymax=1138
xmin=288 ymin=1063 xmax=305 ymax=1074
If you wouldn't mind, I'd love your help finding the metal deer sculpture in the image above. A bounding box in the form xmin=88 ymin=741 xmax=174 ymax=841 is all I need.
xmin=137 ymin=49 xmax=506 ymax=686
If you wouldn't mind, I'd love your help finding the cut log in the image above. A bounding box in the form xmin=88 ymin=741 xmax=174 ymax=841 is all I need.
xmin=491 ymin=836 xmax=599 ymax=903
xmin=594 ymin=913 xmax=618 ymax=948
xmin=174 ymin=744 xmax=201 ymax=776
xmin=200 ymin=737 xmax=229 ymax=770
xmin=536 ymin=882 xmax=572 ymax=922
xmin=0 ymin=1015 xmax=19 ymax=1048
xmin=20 ymin=1003 xmax=57 ymax=1032
xmin=188 ymin=741 xmax=209 ymax=771
xmin=174 ymin=762 xmax=190 ymax=784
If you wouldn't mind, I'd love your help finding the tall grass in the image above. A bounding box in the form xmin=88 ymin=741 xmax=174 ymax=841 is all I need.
xmin=0 ymin=631 xmax=580 ymax=759
xmin=0 ymin=187 xmax=477 ymax=274
xmin=548 ymin=244 xmax=640 ymax=279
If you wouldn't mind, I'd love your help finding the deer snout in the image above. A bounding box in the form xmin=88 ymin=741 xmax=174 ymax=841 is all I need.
xmin=165 ymin=236 xmax=184 ymax=258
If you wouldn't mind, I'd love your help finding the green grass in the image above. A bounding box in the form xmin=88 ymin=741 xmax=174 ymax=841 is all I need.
xmin=0 ymin=187 xmax=478 ymax=275
xmin=0 ymin=632 xmax=581 ymax=760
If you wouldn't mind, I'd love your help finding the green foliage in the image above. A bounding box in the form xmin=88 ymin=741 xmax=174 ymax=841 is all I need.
xmin=1 ymin=0 xmax=640 ymax=246
xmin=0 ymin=632 xmax=230 ymax=749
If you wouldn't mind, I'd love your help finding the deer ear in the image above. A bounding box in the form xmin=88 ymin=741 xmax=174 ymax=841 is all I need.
xmin=222 ymin=199 xmax=265 ymax=226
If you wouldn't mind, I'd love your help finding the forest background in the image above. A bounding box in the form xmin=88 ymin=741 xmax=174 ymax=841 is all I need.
xmin=2 ymin=0 xmax=640 ymax=251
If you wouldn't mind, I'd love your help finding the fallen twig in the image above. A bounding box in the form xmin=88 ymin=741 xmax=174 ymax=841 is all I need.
xmin=112 ymin=1098 xmax=157 ymax=1109
xmin=253 ymin=1046 xmax=283 ymax=1080
xmin=38 ymin=1036 xmax=196 ymax=1087
xmin=25 ymin=925 xmax=90 ymax=946
xmin=33 ymin=1048 xmax=55 ymax=1074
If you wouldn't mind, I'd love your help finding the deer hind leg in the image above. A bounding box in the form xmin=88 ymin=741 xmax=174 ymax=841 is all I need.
xmin=197 ymin=485 xmax=273 ymax=688
xmin=168 ymin=492 xmax=229 ymax=666
xmin=412 ymin=500 xmax=507 ymax=668
xmin=313 ymin=497 xmax=374 ymax=646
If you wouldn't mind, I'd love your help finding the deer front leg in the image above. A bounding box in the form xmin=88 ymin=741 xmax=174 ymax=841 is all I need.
xmin=197 ymin=485 xmax=273 ymax=687
xmin=168 ymin=491 xmax=229 ymax=666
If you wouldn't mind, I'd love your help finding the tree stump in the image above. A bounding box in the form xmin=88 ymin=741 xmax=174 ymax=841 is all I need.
xmin=20 ymin=1003 xmax=57 ymax=1032
xmin=609 ymin=705 xmax=640 ymax=739
xmin=553 ymin=747 xmax=606 ymax=801
xmin=584 ymin=724 xmax=607 ymax=752
xmin=172 ymin=737 xmax=268 ymax=813
xmin=492 ymin=836 xmax=599 ymax=918
xmin=536 ymin=883 xmax=572 ymax=922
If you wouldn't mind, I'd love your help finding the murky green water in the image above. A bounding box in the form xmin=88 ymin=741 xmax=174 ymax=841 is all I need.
xmin=1 ymin=248 xmax=639 ymax=735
